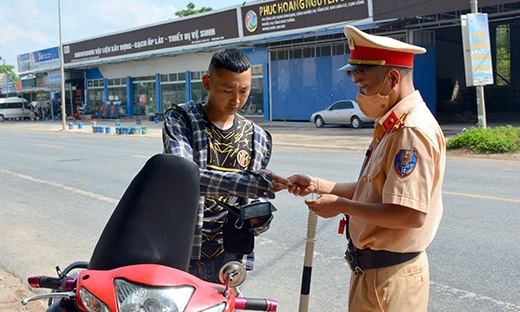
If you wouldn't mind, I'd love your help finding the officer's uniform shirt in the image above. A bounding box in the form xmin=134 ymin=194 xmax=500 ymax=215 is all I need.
xmin=351 ymin=90 xmax=446 ymax=253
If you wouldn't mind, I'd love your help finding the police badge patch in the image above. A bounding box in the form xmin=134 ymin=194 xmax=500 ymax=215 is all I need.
xmin=394 ymin=149 xmax=417 ymax=177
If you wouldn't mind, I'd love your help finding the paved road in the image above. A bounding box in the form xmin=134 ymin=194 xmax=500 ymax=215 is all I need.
xmin=0 ymin=116 xmax=518 ymax=311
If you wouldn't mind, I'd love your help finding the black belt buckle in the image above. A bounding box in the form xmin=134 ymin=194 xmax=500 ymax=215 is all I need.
xmin=345 ymin=246 xmax=363 ymax=275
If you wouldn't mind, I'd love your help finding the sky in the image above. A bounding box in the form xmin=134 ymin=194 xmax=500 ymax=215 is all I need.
xmin=0 ymin=0 xmax=243 ymax=74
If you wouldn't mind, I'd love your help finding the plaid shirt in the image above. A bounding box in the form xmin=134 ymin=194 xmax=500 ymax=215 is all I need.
xmin=162 ymin=102 xmax=275 ymax=262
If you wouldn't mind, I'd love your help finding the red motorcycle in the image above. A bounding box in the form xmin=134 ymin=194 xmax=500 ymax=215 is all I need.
xmin=22 ymin=154 xmax=277 ymax=312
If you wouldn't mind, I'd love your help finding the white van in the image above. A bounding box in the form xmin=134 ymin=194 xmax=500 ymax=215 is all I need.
xmin=0 ymin=97 xmax=32 ymax=121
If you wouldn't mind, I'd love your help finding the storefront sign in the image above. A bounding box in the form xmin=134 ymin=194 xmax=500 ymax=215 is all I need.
xmin=17 ymin=47 xmax=61 ymax=74
xmin=373 ymin=0 xmax=516 ymax=21
xmin=63 ymin=9 xmax=240 ymax=65
xmin=242 ymin=0 xmax=368 ymax=36
xmin=48 ymin=70 xmax=62 ymax=84
xmin=0 ymin=74 xmax=15 ymax=94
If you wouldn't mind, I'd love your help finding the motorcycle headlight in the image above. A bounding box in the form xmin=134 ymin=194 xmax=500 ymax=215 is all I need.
xmin=80 ymin=286 xmax=110 ymax=312
xmin=199 ymin=302 xmax=226 ymax=312
xmin=115 ymin=278 xmax=195 ymax=312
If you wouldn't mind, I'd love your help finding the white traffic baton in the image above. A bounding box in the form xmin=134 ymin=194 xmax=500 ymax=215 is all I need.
xmin=298 ymin=209 xmax=318 ymax=312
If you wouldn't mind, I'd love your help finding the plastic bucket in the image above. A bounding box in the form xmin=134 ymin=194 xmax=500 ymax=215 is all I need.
xmin=105 ymin=126 xmax=111 ymax=134
xmin=140 ymin=126 xmax=148 ymax=135
xmin=68 ymin=123 xmax=74 ymax=130
xmin=77 ymin=122 xmax=83 ymax=129
xmin=136 ymin=118 xmax=141 ymax=125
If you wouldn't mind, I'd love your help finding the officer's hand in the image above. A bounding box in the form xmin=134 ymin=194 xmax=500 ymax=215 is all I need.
xmin=305 ymin=194 xmax=342 ymax=218
xmin=287 ymin=174 xmax=315 ymax=196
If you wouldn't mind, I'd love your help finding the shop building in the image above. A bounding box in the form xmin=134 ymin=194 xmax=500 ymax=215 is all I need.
xmin=15 ymin=0 xmax=520 ymax=122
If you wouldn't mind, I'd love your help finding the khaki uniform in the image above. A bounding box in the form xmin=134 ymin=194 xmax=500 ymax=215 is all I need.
xmin=349 ymin=91 xmax=446 ymax=311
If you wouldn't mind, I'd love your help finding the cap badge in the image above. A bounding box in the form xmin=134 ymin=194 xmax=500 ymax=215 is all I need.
xmin=348 ymin=37 xmax=356 ymax=50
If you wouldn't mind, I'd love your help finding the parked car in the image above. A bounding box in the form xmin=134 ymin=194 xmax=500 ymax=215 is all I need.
xmin=310 ymin=100 xmax=375 ymax=129
xmin=0 ymin=97 xmax=32 ymax=121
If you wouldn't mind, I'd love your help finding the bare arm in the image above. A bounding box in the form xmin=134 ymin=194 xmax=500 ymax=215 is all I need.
xmin=306 ymin=195 xmax=426 ymax=229
xmin=287 ymin=174 xmax=425 ymax=229
xmin=287 ymin=174 xmax=356 ymax=198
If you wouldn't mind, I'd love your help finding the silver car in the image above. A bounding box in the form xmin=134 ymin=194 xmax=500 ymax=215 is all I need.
xmin=310 ymin=100 xmax=375 ymax=129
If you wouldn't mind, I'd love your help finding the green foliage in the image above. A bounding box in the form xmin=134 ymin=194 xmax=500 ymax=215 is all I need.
xmin=175 ymin=2 xmax=212 ymax=17
xmin=495 ymin=24 xmax=511 ymax=86
xmin=0 ymin=56 xmax=19 ymax=82
xmin=447 ymin=125 xmax=520 ymax=154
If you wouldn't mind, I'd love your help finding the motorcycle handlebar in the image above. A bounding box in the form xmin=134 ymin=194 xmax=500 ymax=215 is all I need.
xmin=234 ymin=297 xmax=278 ymax=311
xmin=28 ymin=275 xmax=74 ymax=291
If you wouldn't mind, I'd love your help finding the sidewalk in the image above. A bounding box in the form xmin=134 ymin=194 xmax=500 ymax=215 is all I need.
xmin=0 ymin=267 xmax=46 ymax=311
xmin=0 ymin=116 xmax=491 ymax=152
xmin=0 ymin=117 xmax=375 ymax=152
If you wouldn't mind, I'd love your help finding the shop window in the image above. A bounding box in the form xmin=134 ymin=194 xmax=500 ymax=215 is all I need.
xmin=191 ymin=71 xmax=205 ymax=80
xmin=191 ymin=82 xmax=206 ymax=103
xmin=334 ymin=44 xmax=345 ymax=56
xmin=495 ymin=24 xmax=510 ymax=86
xmin=161 ymin=83 xmax=186 ymax=111
xmin=293 ymin=48 xmax=303 ymax=59
xmin=87 ymin=89 xmax=104 ymax=113
xmin=107 ymin=78 xmax=124 ymax=87
xmin=303 ymin=47 xmax=315 ymax=58
xmin=240 ymin=76 xmax=263 ymax=116
xmin=320 ymin=46 xmax=331 ymax=57
xmin=134 ymin=75 xmax=155 ymax=82
xmin=133 ymin=80 xmax=156 ymax=116
xmin=277 ymin=50 xmax=288 ymax=60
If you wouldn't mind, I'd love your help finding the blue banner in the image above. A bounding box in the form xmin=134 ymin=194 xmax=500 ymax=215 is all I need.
xmin=467 ymin=13 xmax=494 ymax=86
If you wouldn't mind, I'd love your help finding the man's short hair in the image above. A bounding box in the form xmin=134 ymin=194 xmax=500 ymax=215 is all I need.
xmin=208 ymin=48 xmax=251 ymax=75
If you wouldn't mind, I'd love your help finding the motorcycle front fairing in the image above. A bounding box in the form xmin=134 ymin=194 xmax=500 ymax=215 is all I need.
xmin=75 ymin=264 xmax=235 ymax=312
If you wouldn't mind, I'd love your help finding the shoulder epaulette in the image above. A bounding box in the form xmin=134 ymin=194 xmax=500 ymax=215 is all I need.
xmin=382 ymin=111 xmax=409 ymax=133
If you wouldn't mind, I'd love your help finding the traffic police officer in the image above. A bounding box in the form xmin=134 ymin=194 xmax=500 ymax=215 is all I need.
xmin=288 ymin=25 xmax=446 ymax=311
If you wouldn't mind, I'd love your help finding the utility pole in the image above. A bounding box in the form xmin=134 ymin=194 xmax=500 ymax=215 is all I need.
xmin=470 ymin=0 xmax=487 ymax=128
xmin=59 ymin=0 xmax=67 ymax=130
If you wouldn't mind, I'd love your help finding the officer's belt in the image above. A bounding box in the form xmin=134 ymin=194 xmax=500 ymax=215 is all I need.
xmin=345 ymin=245 xmax=420 ymax=275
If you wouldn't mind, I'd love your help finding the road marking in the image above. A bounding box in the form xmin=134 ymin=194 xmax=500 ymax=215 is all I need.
xmin=0 ymin=169 xmax=118 ymax=204
xmin=37 ymin=143 xmax=63 ymax=148
xmin=443 ymin=191 xmax=520 ymax=203
xmin=130 ymin=154 xmax=151 ymax=159
xmin=431 ymin=281 xmax=520 ymax=311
